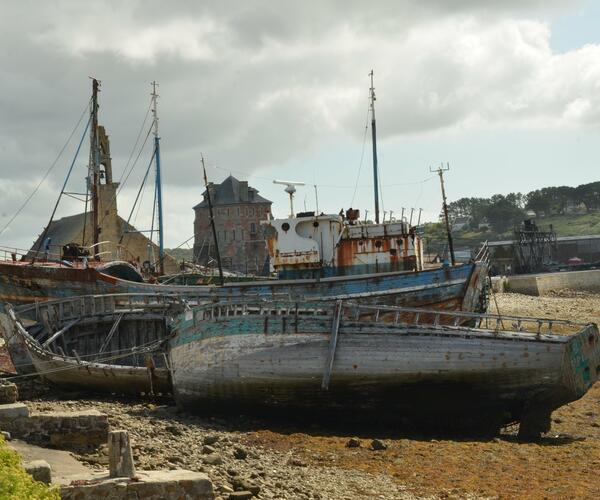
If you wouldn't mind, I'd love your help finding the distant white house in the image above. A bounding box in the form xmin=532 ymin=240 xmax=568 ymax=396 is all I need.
xmin=564 ymin=201 xmax=587 ymax=214
xmin=452 ymin=216 xmax=470 ymax=231
xmin=478 ymin=218 xmax=491 ymax=230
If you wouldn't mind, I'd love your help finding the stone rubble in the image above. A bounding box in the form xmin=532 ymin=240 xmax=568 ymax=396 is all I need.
xmin=0 ymin=380 xmax=18 ymax=403
xmin=23 ymin=459 xmax=52 ymax=484
xmin=23 ymin=397 xmax=414 ymax=500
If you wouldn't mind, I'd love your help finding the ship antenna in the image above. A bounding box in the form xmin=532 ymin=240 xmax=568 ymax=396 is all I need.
xmin=369 ymin=70 xmax=380 ymax=224
xmin=273 ymin=180 xmax=305 ymax=217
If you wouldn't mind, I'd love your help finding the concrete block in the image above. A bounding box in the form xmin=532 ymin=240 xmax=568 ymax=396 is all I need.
xmin=108 ymin=430 xmax=136 ymax=478
xmin=2 ymin=408 xmax=108 ymax=450
xmin=60 ymin=469 xmax=215 ymax=499
xmin=0 ymin=402 xmax=29 ymax=420
xmin=24 ymin=459 xmax=52 ymax=484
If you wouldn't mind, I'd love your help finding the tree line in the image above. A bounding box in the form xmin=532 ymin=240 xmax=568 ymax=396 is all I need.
xmin=447 ymin=181 xmax=600 ymax=233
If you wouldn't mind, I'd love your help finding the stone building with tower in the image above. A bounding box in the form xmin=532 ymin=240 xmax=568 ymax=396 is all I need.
xmin=28 ymin=126 xmax=179 ymax=275
xmin=193 ymin=175 xmax=272 ymax=275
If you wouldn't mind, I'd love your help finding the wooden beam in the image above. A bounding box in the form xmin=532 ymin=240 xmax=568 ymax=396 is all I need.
xmin=42 ymin=318 xmax=81 ymax=349
xmin=321 ymin=300 xmax=342 ymax=391
xmin=98 ymin=312 xmax=124 ymax=354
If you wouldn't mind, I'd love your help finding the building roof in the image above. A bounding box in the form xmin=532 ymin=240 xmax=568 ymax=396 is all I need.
xmin=193 ymin=175 xmax=271 ymax=209
xmin=28 ymin=212 xmax=139 ymax=258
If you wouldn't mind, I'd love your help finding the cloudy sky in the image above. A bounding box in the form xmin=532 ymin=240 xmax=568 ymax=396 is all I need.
xmin=1 ymin=0 xmax=599 ymax=250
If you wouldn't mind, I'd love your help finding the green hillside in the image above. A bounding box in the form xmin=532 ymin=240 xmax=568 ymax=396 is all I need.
xmin=424 ymin=211 xmax=600 ymax=249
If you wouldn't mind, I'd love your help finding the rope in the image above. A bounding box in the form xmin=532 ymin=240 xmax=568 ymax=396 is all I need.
xmin=6 ymin=350 xmax=160 ymax=382
xmin=6 ymin=337 xmax=167 ymax=382
xmin=208 ymin=163 xmax=435 ymax=189
xmin=33 ymin=113 xmax=93 ymax=259
xmin=0 ymin=98 xmax=91 ymax=239
xmin=118 ymin=123 xmax=154 ymax=198
xmin=9 ymin=338 xmax=160 ymax=368
xmin=98 ymin=120 xmax=154 ymax=231
xmin=132 ymin=173 xmax=148 ymax=229
xmin=120 ymin=148 xmax=156 ymax=244
xmin=118 ymin=101 xmax=153 ymax=186
xmin=350 ymin=99 xmax=371 ymax=207
xmin=154 ymin=233 xmax=196 ymax=270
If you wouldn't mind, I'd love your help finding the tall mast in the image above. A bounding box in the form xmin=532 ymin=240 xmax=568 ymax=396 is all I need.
xmin=89 ymin=78 xmax=101 ymax=253
xmin=369 ymin=70 xmax=380 ymax=224
xmin=202 ymin=156 xmax=224 ymax=285
xmin=151 ymin=81 xmax=165 ymax=275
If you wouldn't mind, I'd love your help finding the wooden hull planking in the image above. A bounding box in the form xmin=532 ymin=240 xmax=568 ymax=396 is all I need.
xmin=7 ymin=297 xmax=175 ymax=395
xmin=169 ymin=303 xmax=600 ymax=434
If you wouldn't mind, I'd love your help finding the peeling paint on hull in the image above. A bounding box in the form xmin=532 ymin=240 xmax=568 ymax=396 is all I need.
xmin=0 ymin=260 xmax=487 ymax=309
xmin=170 ymin=308 xmax=600 ymax=433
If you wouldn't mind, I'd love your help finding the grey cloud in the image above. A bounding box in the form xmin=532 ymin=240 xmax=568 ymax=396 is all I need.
xmin=0 ymin=0 xmax=592 ymax=249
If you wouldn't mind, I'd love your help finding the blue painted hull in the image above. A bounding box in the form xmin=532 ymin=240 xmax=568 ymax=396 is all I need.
xmin=0 ymin=260 xmax=488 ymax=312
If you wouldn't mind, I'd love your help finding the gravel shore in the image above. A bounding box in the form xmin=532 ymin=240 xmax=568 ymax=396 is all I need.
xmin=20 ymin=290 xmax=600 ymax=499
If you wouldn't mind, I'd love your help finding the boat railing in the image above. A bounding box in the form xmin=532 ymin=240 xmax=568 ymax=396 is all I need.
xmin=188 ymin=298 xmax=591 ymax=336
xmin=13 ymin=293 xmax=193 ymax=325
xmin=343 ymin=302 xmax=590 ymax=335
xmin=0 ymin=245 xmax=63 ymax=263
xmin=13 ymin=291 xmax=296 ymax=326
xmin=473 ymin=241 xmax=490 ymax=264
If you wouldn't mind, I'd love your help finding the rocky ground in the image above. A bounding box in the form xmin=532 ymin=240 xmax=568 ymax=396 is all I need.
xmin=17 ymin=291 xmax=600 ymax=499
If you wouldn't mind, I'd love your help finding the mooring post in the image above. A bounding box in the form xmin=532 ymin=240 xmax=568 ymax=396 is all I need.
xmin=108 ymin=430 xmax=136 ymax=478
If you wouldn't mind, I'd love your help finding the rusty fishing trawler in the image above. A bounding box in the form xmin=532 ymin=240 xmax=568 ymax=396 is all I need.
xmin=0 ymin=74 xmax=489 ymax=315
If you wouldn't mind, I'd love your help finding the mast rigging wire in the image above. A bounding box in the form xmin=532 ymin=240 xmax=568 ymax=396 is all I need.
xmin=0 ymin=98 xmax=91 ymax=239
xmin=118 ymin=101 xmax=153 ymax=186
xmin=119 ymin=149 xmax=156 ymax=244
xmin=350 ymin=99 xmax=371 ymax=208
xmin=33 ymin=113 xmax=93 ymax=259
xmin=98 ymin=120 xmax=154 ymax=231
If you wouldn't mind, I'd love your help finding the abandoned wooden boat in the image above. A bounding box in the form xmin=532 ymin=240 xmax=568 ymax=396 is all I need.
xmin=5 ymin=294 xmax=185 ymax=394
xmin=169 ymin=300 xmax=600 ymax=437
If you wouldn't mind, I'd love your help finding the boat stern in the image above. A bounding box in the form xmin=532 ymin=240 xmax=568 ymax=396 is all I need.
xmin=562 ymin=323 xmax=600 ymax=400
